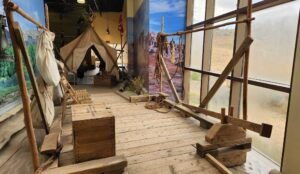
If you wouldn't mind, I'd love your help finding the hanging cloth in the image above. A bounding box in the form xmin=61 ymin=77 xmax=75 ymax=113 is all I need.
xmin=36 ymin=30 xmax=61 ymax=86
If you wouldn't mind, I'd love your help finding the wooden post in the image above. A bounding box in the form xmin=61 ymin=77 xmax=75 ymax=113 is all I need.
xmin=221 ymin=108 xmax=226 ymax=124
xmin=45 ymin=3 xmax=50 ymax=30
xmin=229 ymin=106 xmax=234 ymax=117
xmin=4 ymin=0 xmax=40 ymax=170
xmin=242 ymin=0 xmax=253 ymax=120
xmin=160 ymin=16 xmax=164 ymax=92
xmin=14 ymin=22 xmax=49 ymax=134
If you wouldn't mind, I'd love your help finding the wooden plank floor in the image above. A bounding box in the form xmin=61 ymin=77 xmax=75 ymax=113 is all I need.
xmin=69 ymin=87 xmax=221 ymax=174
xmin=0 ymin=86 xmax=279 ymax=174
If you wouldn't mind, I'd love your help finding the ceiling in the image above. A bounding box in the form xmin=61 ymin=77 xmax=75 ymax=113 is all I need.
xmin=45 ymin=0 xmax=124 ymax=13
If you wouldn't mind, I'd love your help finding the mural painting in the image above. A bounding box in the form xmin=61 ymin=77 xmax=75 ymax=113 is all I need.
xmin=148 ymin=0 xmax=186 ymax=98
xmin=0 ymin=0 xmax=45 ymax=105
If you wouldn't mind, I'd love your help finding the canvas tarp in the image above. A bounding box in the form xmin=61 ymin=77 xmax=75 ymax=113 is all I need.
xmin=60 ymin=27 xmax=119 ymax=79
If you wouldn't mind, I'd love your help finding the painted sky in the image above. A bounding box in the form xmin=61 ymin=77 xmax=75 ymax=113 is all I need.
xmin=0 ymin=0 xmax=45 ymax=31
xmin=149 ymin=0 xmax=186 ymax=33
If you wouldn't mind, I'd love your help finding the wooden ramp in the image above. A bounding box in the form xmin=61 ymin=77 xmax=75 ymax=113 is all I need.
xmin=58 ymin=87 xmax=221 ymax=174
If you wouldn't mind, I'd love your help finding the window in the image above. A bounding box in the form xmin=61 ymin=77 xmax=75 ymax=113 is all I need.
xmin=189 ymin=72 xmax=201 ymax=106
xmin=249 ymin=3 xmax=300 ymax=85
xmin=193 ymin=0 xmax=206 ymax=24
xmin=211 ymin=19 xmax=236 ymax=73
xmin=208 ymin=76 xmax=230 ymax=112
xmin=245 ymin=86 xmax=289 ymax=164
xmin=185 ymin=0 xmax=298 ymax=166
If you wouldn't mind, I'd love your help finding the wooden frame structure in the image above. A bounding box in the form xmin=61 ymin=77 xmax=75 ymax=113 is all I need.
xmin=184 ymin=0 xmax=294 ymax=117
xmin=154 ymin=0 xmax=280 ymax=171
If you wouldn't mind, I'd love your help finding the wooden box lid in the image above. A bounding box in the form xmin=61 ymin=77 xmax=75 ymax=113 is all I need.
xmin=71 ymin=103 xmax=107 ymax=114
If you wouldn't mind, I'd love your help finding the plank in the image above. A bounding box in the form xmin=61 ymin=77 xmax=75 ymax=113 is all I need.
xmin=130 ymin=95 xmax=156 ymax=103
xmin=117 ymin=136 xmax=202 ymax=157
xmin=43 ymin=155 xmax=127 ymax=174
xmin=116 ymin=124 xmax=202 ymax=143
xmin=127 ymin=152 xmax=210 ymax=173
xmin=127 ymin=145 xmax=195 ymax=165
xmin=164 ymin=99 xmax=215 ymax=128
xmin=129 ymin=159 xmax=220 ymax=174
xmin=117 ymin=131 xmax=204 ymax=151
xmin=0 ymin=130 xmax=26 ymax=167
xmin=40 ymin=133 xmax=60 ymax=154
xmin=0 ymin=104 xmax=22 ymax=123
xmin=0 ymin=112 xmax=25 ymax=149
xmin=206 ymin=154 xmax=233 ymax=174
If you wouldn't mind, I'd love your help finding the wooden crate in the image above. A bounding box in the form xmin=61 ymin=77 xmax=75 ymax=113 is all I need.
xmin=94 ymin=75 xmax=112 ymax=86
xmin=72 ymin=104 xmax=115 ymax=163
xmin=71 ymin=103 xmax=107 ymax=115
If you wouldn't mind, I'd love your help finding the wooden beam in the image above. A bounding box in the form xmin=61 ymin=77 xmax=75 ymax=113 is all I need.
xmin=200 ymin=37 xmax=253 ymax=108
xmin=130 ymin=95 xmax=157 ymax=103
xmin=205 ymin=154 xmax=233 ymax=174
xmin=183 ymin=103 xmax=272 ymax=138
xmin=42 ymin=155 xmax=128 ymax=174
xmin=163 ymin=99 xmax=215 ymax=129
xmin=13 ymin=22 xmax=49 ymax=134
xmin=159 ymin=54 xmax=181 ymax=103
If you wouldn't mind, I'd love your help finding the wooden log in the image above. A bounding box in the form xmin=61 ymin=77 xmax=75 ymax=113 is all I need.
xmin=130 ymin=95 xmax=157 ymax=103
xmin=159 ymin=54 xmax=181 ymax=103
xmin=182 ymin=102 xmax=272 ymax=137
xmin=200 ymin=37 xmax=253 ymax=108
xmin=205 ymin=154 xmax=233 ymax=174
xmin=42 ymin=155 xmax=127 ymax=174
xmin=14 ymin=22 xmax=49 ymax=134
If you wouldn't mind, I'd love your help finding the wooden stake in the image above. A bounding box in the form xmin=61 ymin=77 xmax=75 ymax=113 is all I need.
xmin=14 ymin=22 xmax=49 ymax=134
xmin=160 ymin=16 xmax=164 ymax=92
xmin=242 ymin=0 xmax=253 ymax=121
xmin=45 ymin=3 xmax=50 ymax=30
xmin=200 ymin=37 xmax=253 ymax=108
xmin=4 ymin=0 xmax=40 ymax=170
xmin=221 ymin=108 xmax=226 ymax=124
xmin=229 ymin=106 xmax=234 ymax=117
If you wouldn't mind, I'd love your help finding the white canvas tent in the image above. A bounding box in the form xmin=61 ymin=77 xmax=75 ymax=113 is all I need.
xmin=60 ymin=26 xmax=119 ymax=79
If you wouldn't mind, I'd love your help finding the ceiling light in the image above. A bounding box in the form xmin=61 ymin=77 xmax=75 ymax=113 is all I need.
xmin=77 ymin=0 xmax=85 ymax=4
